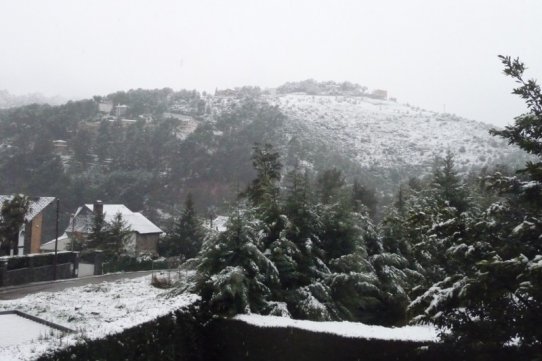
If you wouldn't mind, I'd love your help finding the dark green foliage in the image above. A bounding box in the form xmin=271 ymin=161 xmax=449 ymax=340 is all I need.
xmin=87 ymin=212 xmax=131 ymax=260
xmin=351 ymin=179 xmax=378 ymax=219
xmin=432 ymin=151 xmax=470 ymax=213
xmin=245 ymin=143 xmax=282 ymax=215
xmin=195 ymin=145 xmax=412 ymax=325
xmin=160 ymin=194 xmax=205 ymax=258
xmin=197 ymin=207 xmax=279 ymax=316
xmin=408 ymin=56 xmax=542 ymax=359
xmin=0 ymin=194 xmax=30 ymax=255
xmin=86 ymin=209 xmax=107 ymax=250
xmin=104 ymin=213 xmax=132 ymax=257
xmin=491 ymin=56 xmax=542 ymax=183
xmin=316 ymin=168 xmax=345 ymax=204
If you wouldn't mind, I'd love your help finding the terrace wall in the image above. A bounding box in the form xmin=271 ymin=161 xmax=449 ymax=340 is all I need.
xmin=0 ymin=252 xmax=79 ymax=287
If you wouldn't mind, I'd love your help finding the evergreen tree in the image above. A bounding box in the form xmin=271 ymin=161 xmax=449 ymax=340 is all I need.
xmin=245 ymin=143 xmax=282 ymax=218
xmin=273 ymin=169 xmax=317 ymax=289
xmin=162 ymin=194 xmax=205 ymax=259
xmin=351 ymin=179 xmax=378 ymax=219
xmin=432 ymin=151 xmax=470 ymax=213
xmin=316 ymin=168 xmax=345 ymax=204
xmin=196 ymin=207 xmax=279 ymax=317
xmin=245 ymin=143 xmax=284 ymax=248
xmin=410 ymin=56 xmax=542 ymax=359
xmin=85 ymin=211 xmax=131 ymax=259
xmin=103 ymin=212 xmax=132 ymax=258
xmin=0 ymin=194 xmax=30 ymax=255
xmin=86 ymin=208 xmax=107 ymax=250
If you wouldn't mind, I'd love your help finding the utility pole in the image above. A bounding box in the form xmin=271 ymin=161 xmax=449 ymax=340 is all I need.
xmin=70 ymin=213 xmax=75 ymax=251
xmin=53 ymin=198 xmax=60 ymax=280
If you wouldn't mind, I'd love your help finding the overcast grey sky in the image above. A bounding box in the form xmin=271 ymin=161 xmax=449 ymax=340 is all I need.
xmin=0 ymin=0 xmax=540 ymax=126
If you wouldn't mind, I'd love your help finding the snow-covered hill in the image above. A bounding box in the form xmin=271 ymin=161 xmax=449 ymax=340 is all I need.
xmin=268 ymin=93 xmax=523 ymax=173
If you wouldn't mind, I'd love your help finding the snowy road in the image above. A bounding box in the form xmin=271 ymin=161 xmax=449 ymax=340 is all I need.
xmin=0 ymin=271 xmax=154 ymax=300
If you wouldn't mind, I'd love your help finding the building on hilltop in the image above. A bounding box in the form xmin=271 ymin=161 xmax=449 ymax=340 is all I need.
xmin=115 ymin=104 xmax=128 ymax=118
xmin=41 ymin=201 xmax=162 ymax=256
xmin=371 ymin=89 xmax=388 ymax=100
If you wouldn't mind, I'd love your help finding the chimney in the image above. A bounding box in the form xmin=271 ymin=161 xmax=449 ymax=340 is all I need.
xmin=94 ymin=200 xmax=104 ymax=217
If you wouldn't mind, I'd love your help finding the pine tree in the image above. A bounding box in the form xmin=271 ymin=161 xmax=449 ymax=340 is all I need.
xmin=103 ymin=212 xmax=132 ymax=258
xmin=87 ymin=212 xmax=131 ymax=259
xmin=410 ymin=56 xmax=542 ymax=358
xmin=87 ymin=208 xmax=107 ymax=250
xmin=163 ymin=194 xmax=205 ymax=259
xmin=432 ymin=151 xmax=470 ymax=213
xmin=316 ymin=168 xmax=345 ymax=204
xmin=196 ymin=207 xmax=279 ymax=317
xmin=0 ymin=194 xmax=30 ymax=255
xmin=244 ymin=143 xmax=283 ymax=246
xmin=245 ymin=143 xmax=282 ymax=213
xmin=351 ymin=179 xmax=378 ymax=219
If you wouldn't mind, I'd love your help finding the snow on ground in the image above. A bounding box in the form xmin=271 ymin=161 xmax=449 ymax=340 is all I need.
xmin=0 ymin=314 xmax=58 ymax=347
xmin=235 ymin=314 xmax=439 ymax=343
xmin=0 ymin=275 xmax=199 ymax=361
xmin=206 ymin=215 xmax=228 ymax=232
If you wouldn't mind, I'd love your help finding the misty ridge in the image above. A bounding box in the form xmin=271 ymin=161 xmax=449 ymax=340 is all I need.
xmin=0 ymin=78 xmax=529 ymax=231
xmin=0 ymin=89 xmax=65 ymax=109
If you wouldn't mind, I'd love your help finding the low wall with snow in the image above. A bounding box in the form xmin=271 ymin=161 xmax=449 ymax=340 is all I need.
xmin=0 ymin=252 xmax=78 ymax=287
xmin=34 ymin=308 xmax=526 ymax=361
xmin=35 ymin=309 xmax=448 ymax=361
xmin=205 ymin=318 xmax=436 ymax=361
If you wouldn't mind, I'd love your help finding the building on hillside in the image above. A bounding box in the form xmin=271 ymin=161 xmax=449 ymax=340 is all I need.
xmin=98 ymin=100 xmax=113 ymax=113
xmin=115 ymin=104 xmax=128 ymax=118
xmin=0 ymin=195 xmax=56 ymax=256
xmin=41 ymin=201 xmax=162 ymax=256
xmin=52 ymin=139 xmax=68 ymax=152
xmin=371 ymin=89 xmax=388 ymax=100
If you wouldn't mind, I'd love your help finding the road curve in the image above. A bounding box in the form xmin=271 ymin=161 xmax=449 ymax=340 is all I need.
xmin=0 ymin=271 xmax=155 ymax=300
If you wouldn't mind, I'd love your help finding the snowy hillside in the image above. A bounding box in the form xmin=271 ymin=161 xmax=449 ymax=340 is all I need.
xmin=269 ymin=93 xmax=523 ymax=172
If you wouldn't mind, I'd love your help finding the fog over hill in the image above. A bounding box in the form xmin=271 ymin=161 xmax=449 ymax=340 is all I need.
xmin=0 ymin=89 xmax=65 ymax=109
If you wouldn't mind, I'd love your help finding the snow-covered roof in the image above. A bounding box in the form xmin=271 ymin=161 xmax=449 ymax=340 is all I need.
xmin=120 ymin=212 xmax=163 ymax=234
xmin=0 ymin=195 xmax=56 ymax=222
xmin=77 ymin=204 xmax=163 ymax=235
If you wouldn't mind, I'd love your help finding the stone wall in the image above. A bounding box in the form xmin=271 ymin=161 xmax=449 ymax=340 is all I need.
xmin=0 ymin=252 xmax=78 ymax=287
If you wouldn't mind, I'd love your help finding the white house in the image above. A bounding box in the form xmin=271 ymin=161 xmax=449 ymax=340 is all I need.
xmin=41 ymin=201 xmax=162 ymax=256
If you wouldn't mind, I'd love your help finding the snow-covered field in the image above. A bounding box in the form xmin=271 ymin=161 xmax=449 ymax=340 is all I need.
xmin=0 ymin=271 xmax=438 ymax=360
xmin=0 ymin=275 xmax=199 ymax=361
xmin=235 ymin=314 xmax=438 ymax=343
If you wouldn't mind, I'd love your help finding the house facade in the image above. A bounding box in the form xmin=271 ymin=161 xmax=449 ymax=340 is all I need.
xmin=41 ymin=201 xmax=162 ymax=256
